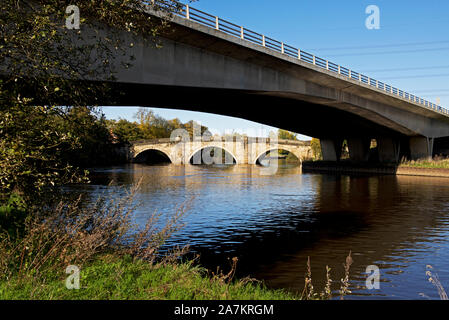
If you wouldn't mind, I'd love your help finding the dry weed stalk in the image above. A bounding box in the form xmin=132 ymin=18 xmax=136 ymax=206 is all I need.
xmin=0 ymin=178 xmax=190 ymax=280
xmin=339 ymin=251 xmax=353 ymax=300
xmin=321 ymin=265 xmax=332 ymax=300
xmin=426 ymin=265 xmax=448 ymax=300
xmin=210 ymin=257 xmax=239 ymax=285
xmin=301 ymin=252 xmax=352 ymax=300
xmin=301 ymin=256 xmax=315 ymax=299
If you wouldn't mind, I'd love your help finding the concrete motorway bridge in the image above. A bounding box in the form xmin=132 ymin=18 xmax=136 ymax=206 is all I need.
xmin=17 ymin=1 xmax=449 ymax=162
xmin=129 ymin=137 xmax=312 ymax=165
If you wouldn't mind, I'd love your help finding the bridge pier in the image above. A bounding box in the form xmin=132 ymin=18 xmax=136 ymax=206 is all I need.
xmin=320 ymin=139 xmax=342 ymax=161
xmin=347 ymin=138 xmax=370 ymax=162
xmin=377 ymin=137 xmax=401 ymax=163
xmin=243 ymin=137 xmax=249 ymax=164
xmin=409 ymin=137 xmax=434 ymax=160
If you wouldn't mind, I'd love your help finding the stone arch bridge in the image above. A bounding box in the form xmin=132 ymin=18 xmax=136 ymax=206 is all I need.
xmin=129 ymin=137 xmax=312 ymax=165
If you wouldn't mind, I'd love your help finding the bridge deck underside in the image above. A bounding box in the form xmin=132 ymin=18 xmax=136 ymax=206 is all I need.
xmin=105 ymin=82 xmax=410 ymax=140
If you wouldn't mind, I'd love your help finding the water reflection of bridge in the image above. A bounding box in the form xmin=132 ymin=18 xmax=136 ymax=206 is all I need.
xmin=251 ymin=174 xmax=449 ymax=298
xmin=129 ymin=137 xmax=312 ymax=165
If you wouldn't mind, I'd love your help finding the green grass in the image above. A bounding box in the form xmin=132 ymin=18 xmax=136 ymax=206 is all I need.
xmin=399 ymin=159 xmax=449 ymax=169
xmin=0 ymin=255 xmax=298 ymax=300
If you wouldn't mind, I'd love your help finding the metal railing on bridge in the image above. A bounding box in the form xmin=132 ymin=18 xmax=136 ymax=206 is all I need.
xmin=146 ymin=0 xmax=448 ymax=116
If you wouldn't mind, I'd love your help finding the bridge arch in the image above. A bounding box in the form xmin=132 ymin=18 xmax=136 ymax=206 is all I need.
xmin=254 ymin=147 xmax=302 ymax=165
xmin=133 ymin=147 xmax=174 ymax=164
xmin=188 ymin=145 xmax=238 ymax=165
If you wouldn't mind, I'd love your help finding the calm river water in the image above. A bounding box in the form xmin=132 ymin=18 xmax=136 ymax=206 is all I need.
xmin=71 ymin=163 xmax=449 ymax=299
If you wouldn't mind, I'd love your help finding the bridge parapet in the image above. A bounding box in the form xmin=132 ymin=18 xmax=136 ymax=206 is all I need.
xmin=131 ymin=138 xmax=174 ymax=145
xmin=131 ymin=137 xmax=311 ymax=146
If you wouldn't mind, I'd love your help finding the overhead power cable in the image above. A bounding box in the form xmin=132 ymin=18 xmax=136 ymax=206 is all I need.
xmin=380 ymin=73 xmax=449 ymax=80
xmin=309 ymin=40 xmax=449 ymax=52
xmin=406 ymin=89 xmax=449 ymax=93
xmin=420 ymin=94 xmax=449 ymax=97
xmin=326 ymin=47 xmax=449 ymax=57
xmin=360 ymin=65 xmax=449 ymax=73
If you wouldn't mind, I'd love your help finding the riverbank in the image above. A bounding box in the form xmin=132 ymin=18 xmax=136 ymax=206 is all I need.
xmin=0 ymin=254 xmax=297 ymax=300
xmin=400 ymin=158 xmax=449 ymax=169
xmin=0 ymin=182 xmax=302 ymax=301
xmin=302 ymin=160 xmax=449 ymax=178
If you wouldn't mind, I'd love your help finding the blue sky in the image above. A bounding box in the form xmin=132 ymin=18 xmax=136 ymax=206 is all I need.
xmin=103 ymin=0 xmax=449 ymax=139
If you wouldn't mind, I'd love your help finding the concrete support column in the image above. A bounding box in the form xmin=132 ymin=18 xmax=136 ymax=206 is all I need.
xmin=320 ymin=139 xmax=342 ymax=161
xmin=410 ymin=137 xmax=433 ymax=160
xmin=378 ymin=138 xmax=400 ymax=163
xmin=347 ymin=138 xmax=370 ymax=161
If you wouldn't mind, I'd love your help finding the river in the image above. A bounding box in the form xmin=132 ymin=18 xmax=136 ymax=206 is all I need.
xmin=69 ymin=162 xmax=449 ymax=300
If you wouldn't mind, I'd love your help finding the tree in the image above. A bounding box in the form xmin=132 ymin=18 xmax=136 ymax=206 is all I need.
xmin=135 ymin=108 xmax=183 ymax=139
xmin=62 ymin=107 xmax=115 ymax=167
xmin=182 ymin=120 xmax=210 ymax=139
xmin=0 ymin=1 xmax=179 ymax=207
xmin=107 ymin=119 xmax=144 ymax=143
xmin=278 ymin=129 xmax=298 ymax=141
xmin=1 ymin=106 xmax=89 ymax=197
xmin=1 ymin=1 xmax=178 ymax=108
xmin=167 ymin=118 xmax=184 ymax=133
xmin=310 ymin=138 xmax=322 ymax=160
xmin=108 ymin=108 xmax=213 ymax=143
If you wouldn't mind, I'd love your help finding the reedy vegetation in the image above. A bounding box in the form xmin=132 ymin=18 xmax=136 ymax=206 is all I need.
xmin=0 ymin=181 xmax=298 ymax=300
xmin=301 ymin=252 xmax=353 ymax=300
xmin=400 ymin=156 xmax=449 ymax=169
xmin=0 ymin=177 xmax=356 ymax=300
xmin=426 ymin=265 xmax=448 ymax=300
xmin=0 ymin=180 xmax=186 ymax=278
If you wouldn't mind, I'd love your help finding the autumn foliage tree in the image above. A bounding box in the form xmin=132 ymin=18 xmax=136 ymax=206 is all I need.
xmin=106 ymin=107 xmax=210 ymax=143
xmin=278 ymin=129 xmax=299 ymax=141
xmin=0 ymin=1 xmax=179 ymax=206
xmin=310 ymin=138 xmax=322 ymax=160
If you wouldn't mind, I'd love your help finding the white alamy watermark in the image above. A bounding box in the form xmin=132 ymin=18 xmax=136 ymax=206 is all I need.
xmin=66 ymin=5 xmax=80 ymax=30
xmin=366 ymin=265 xmax=380 ymax=289
xmin=65 ymin=265 xmax=80 ymax=290
xmin=365 ymin=5 xmax=380 ymax=30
